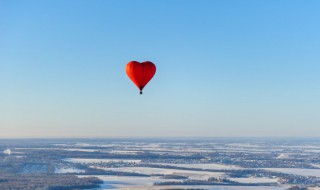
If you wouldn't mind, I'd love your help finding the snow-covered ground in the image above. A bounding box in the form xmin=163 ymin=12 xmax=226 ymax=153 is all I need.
xmin=311 ymin=164 xmax=320 ymax=169
xmin=64 ymin=158 xmax=141 ymax=164
xmin=155 ymin=163 xmax=243 ymax=170
xmin=116 ymin=186 xmax=287 ymax=190
xmin=97 ymin=166 xmax=224 ymax=180
xmin=305 ymin=149 xmax=320 ymax=153
xmin=108 ymin=150 xmax=142 ymax=155
xmin=276 ymin=153 xmax=291 ymax=159
xmin=3 ymin=149 xmax=11 ymax=155
xmin=230 ymin=177 xmax=279 ymax=184
xmin=263 ymin=168 xmax=320 ymax=177
xmin=14 ymin=147 xmax=98 ymax=152
xmin=62 ymin=148 xmax=98 ymax=152
xmin=25 ymin=140 xmax=320 ymax=189
xmin=79 ymin=175 xmax=287 ymax=190
xmin=55 ymin=167 xmax=85 ymax=174
xmin=80 ymin=175 xmax=178 ymax=189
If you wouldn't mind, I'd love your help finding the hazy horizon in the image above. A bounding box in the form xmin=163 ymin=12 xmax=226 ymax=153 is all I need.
xmin=1 ymin=0 xmax=320 ymax=138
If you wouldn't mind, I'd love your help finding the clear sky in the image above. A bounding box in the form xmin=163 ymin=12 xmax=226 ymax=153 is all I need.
xmin=1 ymin=0 xmax=319 ymax=138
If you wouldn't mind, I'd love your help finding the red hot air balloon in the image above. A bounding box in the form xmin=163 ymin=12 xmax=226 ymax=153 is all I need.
xmin=126 ymin=61 xmax=156 ymax=94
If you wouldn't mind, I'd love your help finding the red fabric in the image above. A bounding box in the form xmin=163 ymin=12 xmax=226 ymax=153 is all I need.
xmin=126 ymin=61 xmax=156 ymax=92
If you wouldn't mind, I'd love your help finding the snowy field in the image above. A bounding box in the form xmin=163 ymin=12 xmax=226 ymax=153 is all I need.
xmin=14 ymin=147 xmax=98 ymax=152
xmin=64 ymin=158 xmax=142 ymax=164
xmin=229 ymin=177 xmax=279 ymax=184
xmin=79 ymin=175 xmax=178 ymax=189
xmin=55 ymin=167 xmax=85 ymax=174
xmin=97 ymin=166 xmax=224 ymax=180
xmin=78 ymin=175 xmax=286 ymax=190
xmin=263 ymin=168 xmax=320 ymax=177
xmin=156 ymin=163 xmax=243 ymax=170
xmin=59 ymin=140 xmax=320 ymax=189
xmin=2 ymin=138 xmax=320 ymax=189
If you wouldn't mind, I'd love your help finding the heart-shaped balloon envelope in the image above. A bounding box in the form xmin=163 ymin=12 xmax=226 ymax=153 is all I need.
xmin=126 ymin=61 xmax=156 ymax=94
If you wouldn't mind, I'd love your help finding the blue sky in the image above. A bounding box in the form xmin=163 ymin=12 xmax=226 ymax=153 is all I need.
xmin=0 ymin=0 xmax=319 ymax=138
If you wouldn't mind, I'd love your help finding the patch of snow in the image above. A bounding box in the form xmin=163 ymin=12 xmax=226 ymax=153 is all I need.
xmin=3 ymin=149 xmax=11 ymax=155
xmin=64 ymin=158 xmax=141 ymax=164
xmin=305 ymin=149 xmax=320 ymax=153
xmin=263 ymin=168 xmax=320 ymax=177
xmin=74 ymin=143 xmax=93 ymax=147
xmin=311 ymin=164 xmax=320 ymax=169
xmin=55 ymin=167 xmax=85 ymax=174
xmin=14 ymin=147 xmax=97 ymax=152
xmin=78 ymin=175 xmax=178 ymax=189
xmin=276 ymin=153 xmax=290 ymax=159
xmin=156 ymin=163 xmax=242 ymax=170
xmin=230 ymin=177 xmax=279 ymax=184
xmin=109 ymin=150 xmax=142 ymax=155
xmin=63 ymin=148 xmax=97 ymax=152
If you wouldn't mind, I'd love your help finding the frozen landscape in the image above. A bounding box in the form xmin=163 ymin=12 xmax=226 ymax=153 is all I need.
xmin=1 ymin=138 xmax=320 ymax=189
